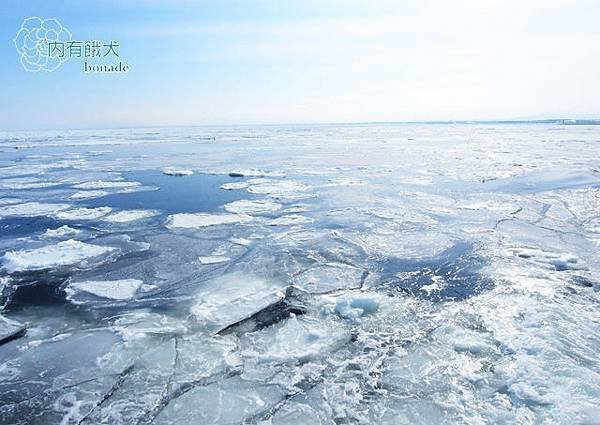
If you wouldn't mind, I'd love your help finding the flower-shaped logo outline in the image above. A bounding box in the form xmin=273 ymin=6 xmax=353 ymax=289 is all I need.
xmin=13 ymin=17 xmax=73 ymax=72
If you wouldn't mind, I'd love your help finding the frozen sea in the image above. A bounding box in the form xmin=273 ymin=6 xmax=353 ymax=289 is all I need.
xmin=0 ymin=123 xmax=599 ymax=424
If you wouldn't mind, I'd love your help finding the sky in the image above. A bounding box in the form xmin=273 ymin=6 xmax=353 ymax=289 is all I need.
xmin=1 ymin=0 xmax=599 ymax=130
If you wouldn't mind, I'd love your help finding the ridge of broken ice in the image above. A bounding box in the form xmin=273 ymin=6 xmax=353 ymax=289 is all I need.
xmin=42 ymin=225 xmax=80 ymax=239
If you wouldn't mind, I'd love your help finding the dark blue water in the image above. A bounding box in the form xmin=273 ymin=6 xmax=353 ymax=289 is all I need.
xmin=82 ymin=171 xmax=254 ymax=214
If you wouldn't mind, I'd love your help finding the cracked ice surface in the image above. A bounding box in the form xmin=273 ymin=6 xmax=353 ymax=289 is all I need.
xmin=0 ymin=124 xmax=599 ymax=424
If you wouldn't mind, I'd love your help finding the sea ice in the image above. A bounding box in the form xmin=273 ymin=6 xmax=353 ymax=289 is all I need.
xmin=166 ymin=213 xmax=247 ymax=229
xmin=1 ymin=240 xmax=117 ymax=273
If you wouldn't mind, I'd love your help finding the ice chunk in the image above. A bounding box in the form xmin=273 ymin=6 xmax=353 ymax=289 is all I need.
xmin=166 ymin=213 xmax=247 ymax=229
xmin=326 ymin=293 xmax=380 ymax=320
xmin=68 ymin=190 xmax=109 ymax=200
xmin=0 ymin=202 xmax=71 ymax=218
xmin=55 ymin=206 xmax=112 ymax=220
xmin=66 ymin=279 xmax=144 ymax=301
xmin=1 ymin=240 xmax=117 ymax=273
xmin=0 ymin=315 xmax=26 ymax=345
xmin=199 ymin=256 xmax=231 ymax=265
xmin=103 ymin=209 xmax=159 ymax=223
xmin=190 ymin=272 xmax=286 ymax=333
xmin=229 ymin=237 xmax=252 ymax=246
xmin=162 ymin=167 xmax=194 ymax=176
xmin=42 ymin=225 xmax=80 ymax=239
xmin=72 ymin=180 xmax=141 ymax=189
xmin=224 ymin=199 xmax=282 ymax=215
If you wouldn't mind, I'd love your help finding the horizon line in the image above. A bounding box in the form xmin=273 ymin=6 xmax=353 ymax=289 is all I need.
xmin=2 ymin=117 xmax=600 ymax=133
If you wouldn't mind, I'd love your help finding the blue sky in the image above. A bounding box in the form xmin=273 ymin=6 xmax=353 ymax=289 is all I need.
xmin=1 ymin=0 xmax=599 ymax=130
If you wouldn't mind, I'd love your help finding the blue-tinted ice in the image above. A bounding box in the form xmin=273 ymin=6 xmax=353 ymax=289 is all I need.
xmin=0 ymin=124 xmax=599 ymax=424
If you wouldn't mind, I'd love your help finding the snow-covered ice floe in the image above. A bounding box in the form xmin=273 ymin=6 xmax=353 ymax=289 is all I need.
xmin=166 ymin=213 xmax=247 ymax=229
xmin=1 ymin=240 xmax=117 ymax=273
xmin=0 ymin=202 xmax=71 ymax=218
xmin=223 ymin=199 xmax=281 ymax=215
xmin=103 ymin=209 xmax=159 ymax=223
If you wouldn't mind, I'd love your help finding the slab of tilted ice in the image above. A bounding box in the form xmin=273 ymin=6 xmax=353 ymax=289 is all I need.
xmin=68 ymin=190 xmax=110 ymax=200
xmin=190 ymin=272 xmax=286 ymax=333
xmin=72 ymin=180 xmax=141 ymax=190
xmin=66 ymin=279 xmax=144 ymax=301
xmin=269 ymin=214 xmax=314 ymax=226
xmin=229 ymin=237 xmax=252 ymax=246
xmin=0 ymin=202 xmax=71 ymax=218
xmin=1 ymin=240 xmax=116 ymax=273
xmin=224 ymin=199 xmax=282 ymax=215
xmin=103 ymin=210 xmax=159 ymax=223
xmin=166 ymin=213 xmax=247 ymax=229
xmin=162 ymin=167 xmax=194 ymax=176
xmin=0 ymin=314 xmax=26 ymax=345
xmin=43 ymin=225 xmax=80 ymax=239
xmin=198 ymin=256 xmax=231 ymax=265
xmin=54 ymin=206 xmax=112 ymax=220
